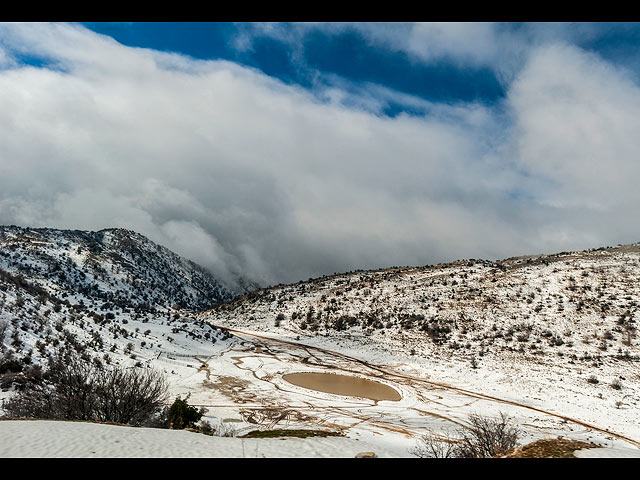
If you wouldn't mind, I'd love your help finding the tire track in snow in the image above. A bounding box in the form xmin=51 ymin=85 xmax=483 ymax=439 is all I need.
xmin=215 ymin=324 xmax=640 ymax=449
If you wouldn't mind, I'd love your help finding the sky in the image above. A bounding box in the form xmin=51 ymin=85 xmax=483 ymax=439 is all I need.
xmin=1 ymin=22 xmax=640 ymax=289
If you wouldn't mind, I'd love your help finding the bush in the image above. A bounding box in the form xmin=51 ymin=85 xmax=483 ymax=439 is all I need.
xmin=164 ymin=395 xmax=206 ymax=430
xmin=412 ymin=412 xmax=521 ymax=458
xmin=0 ymin=356 xmax=24 ymax=374
xmin=410 ymin=432 xmax=458 ymax=458
xmin=197 ymin=419 xmax=214 ymax=435
xmin=2 ymin=355 xmax=168 ymax=426
xmin=454 ymin=412 xmax=521 ymax=458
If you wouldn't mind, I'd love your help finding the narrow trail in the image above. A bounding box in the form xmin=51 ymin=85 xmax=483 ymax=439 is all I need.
xmin=215 ymin=324 xmax=640 ymax=449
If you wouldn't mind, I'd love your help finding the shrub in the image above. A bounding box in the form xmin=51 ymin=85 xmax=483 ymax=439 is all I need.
xmin=455 ymin=412 xmax=521 ymax=458
xmin=0 ymin=354 xmax=24 ymax=374
xmin=412 ymin=412 xmax=521 ymax=458
xmin=2 ymin=355 xmax=168 ymax=426
xmin=410 ymin=432 xmax=458 ymax=458
xmin=164 ymin=395 xmax=206 ymax=430
xmin=196 ymin=419 xmax=214 ymax=435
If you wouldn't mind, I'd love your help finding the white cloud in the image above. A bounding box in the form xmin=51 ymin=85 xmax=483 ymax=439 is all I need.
xmin=0 ymin=45 xmax=15 ymax=68
xmin=508 ymin=43 xmax=640 ymax=210
xmin=406 ymin=23 xmax=501 ymax=65
xmin=0 ymin=23 xmax=639 ymax=287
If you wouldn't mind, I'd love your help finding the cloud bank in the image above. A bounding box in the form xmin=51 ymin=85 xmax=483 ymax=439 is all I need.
xmin=0 ymin=23 xmax=639 ymax=289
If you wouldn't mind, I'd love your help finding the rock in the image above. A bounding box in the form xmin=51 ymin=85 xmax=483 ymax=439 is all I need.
xmin=355 ymin=451 xmax=377 ymax=458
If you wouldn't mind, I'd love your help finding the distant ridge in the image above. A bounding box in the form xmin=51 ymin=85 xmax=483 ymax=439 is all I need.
xmin=0 ymin=225 xmax=241 ymax=311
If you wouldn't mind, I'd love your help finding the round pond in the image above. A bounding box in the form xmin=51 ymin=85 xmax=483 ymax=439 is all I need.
xmin=282 ymin=372 xmax=401 ymax=402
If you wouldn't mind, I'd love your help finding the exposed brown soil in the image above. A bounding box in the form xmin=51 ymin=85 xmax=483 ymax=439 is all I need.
xmin=501 ymin=437 xmax=599 ymax=458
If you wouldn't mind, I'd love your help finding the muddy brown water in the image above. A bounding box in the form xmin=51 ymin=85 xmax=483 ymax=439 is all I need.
xmin=282 ymin=372 xmax=401 ymax=401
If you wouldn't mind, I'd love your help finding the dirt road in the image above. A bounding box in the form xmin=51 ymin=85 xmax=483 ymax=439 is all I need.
xmin=214 ymin=324 xmax=640 ymax=449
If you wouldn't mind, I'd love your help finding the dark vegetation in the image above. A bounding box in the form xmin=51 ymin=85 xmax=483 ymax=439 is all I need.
xmin=1 ymin=350 xmax=218 ymax=435
xmin=2 ymin=355 xmax=169 ymax=426
xmin=165 ymin=394 xmax=206 ymax=430
xmin=240 ymin=429 xmax=343 ymax=439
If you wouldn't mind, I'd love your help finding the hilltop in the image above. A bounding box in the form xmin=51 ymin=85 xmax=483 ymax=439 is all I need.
xmin=0 ymin=226 xmax=239 ymax=311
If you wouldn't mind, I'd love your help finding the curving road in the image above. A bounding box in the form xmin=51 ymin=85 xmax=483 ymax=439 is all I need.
xmin=212 ymin=324 xmax=640 ymax=449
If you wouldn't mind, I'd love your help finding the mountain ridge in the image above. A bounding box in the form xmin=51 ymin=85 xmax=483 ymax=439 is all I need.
xmin=0 ymin=225 xmax=241 ymax=312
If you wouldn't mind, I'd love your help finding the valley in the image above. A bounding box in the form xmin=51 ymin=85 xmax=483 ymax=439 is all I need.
xmin=1 ymin=226 xmax=639 ymax=457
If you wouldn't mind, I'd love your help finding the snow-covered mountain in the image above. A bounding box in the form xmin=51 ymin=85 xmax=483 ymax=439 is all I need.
xmin=0 ymin=226 xmax=237 ymax=311
xmin=3 ymin=225 xmax=638 ymax=379
xmin=1 ymin=227 xmax=639 ymax=456
xmin=0 ymin=225 xmax=241 ymax=377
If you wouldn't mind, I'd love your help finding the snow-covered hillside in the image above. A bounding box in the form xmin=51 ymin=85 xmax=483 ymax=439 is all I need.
xmin=200 ymin=243 xmax=640 ymax=452
xmin=0 ymin=226 xmax=239 ymax=311
xmin=0 ymin=225 xmax=240 ymax=390
xmin=1 ymin=228 xmax=639 ymax=457
xmin=205 ymin=243 xmax=640 ymax=370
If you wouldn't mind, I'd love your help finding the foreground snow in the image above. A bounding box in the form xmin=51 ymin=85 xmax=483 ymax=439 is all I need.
xmin=2 ymin=420 xmax=638 ymax=458
xmin=574 ymin=447 xmax=640 ymax=458
xmin=0 ymin=420 xmax=395 ymax=458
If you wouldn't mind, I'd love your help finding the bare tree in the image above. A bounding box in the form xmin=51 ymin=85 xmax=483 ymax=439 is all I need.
xmin=3 ymin=355 xmax=168 ymax=426
xmin=410 ymin=432 xmax=458 ymax=458
xmin=93 ymin=365 xmax=168 ymax=425
xmin=3 ymin=358 xmax=95 ymax=421
xmin=412 ymin=412 xmax=521 ymax=458
xmin=454 ymin=412 xmax=520 ymax=458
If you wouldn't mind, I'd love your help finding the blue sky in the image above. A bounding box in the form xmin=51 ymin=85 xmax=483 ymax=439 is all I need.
xmin=78 ymin=22 xmax=506 ymax=109
xmin=1 ymin=22 xmax=640 ymax=286
xmin=79 ymin=22 xmax=640 ymax=111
